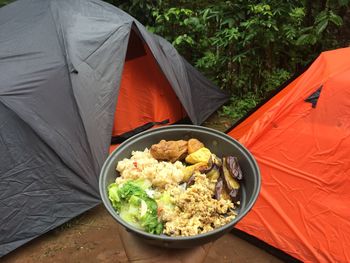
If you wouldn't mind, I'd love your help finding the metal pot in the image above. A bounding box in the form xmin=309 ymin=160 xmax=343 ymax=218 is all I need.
xmin=99 ymin=125 xmax=260 ymax=248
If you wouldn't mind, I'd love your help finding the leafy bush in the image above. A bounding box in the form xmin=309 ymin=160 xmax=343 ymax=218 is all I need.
xmin=220 ymin=93 xmax=259 ymax=120
xmin=110 ymin=1 xmax=349 ymax=122
xmin=0 ymin=0 xmax=13 ymax=7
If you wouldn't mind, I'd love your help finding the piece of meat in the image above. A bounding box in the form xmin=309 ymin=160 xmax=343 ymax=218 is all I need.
xmin=150 ymin=140 xmax=188 ymax=163
xmin=188 ymin=138 xmax=204 ymax=154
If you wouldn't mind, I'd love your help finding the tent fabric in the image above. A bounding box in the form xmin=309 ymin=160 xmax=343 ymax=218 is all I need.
xmin=228 ymin=47 xmax=350 ymax=263
xmin=112 ymin=33 xmax=186 ymax=136
xmin=0 ymin=0 xmax=229 ymax=256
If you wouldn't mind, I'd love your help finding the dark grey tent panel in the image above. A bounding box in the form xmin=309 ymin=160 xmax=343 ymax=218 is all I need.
xmin=0 ymin=102 xmax=101 ymax=256
xmin=0 ymin=0 xmax=229 ymax=256
xmin=144 ymin=33 xmax=229 ymax=124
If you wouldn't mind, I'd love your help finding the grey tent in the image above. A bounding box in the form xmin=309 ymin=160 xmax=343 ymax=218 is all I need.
xmin=0 ymin=0 xmax=229 ymax=256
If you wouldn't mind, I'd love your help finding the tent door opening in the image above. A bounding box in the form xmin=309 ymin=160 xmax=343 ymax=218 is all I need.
xmin=111 ymin=27 xmax=187 ymax=143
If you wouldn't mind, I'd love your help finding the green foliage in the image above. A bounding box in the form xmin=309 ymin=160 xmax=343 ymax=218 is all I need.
xmin=0 ymin=0 xmax=13 ymax=7
xmin=262 ymin=68 xmax=291 ymax=94
xmin=105 ymin=0 xmax=160 ymax=25
xmin=220 ymin=93 xmax=259 ymax=120
xmin=110 ymin=1 xmax=348 ymax=121
xmin=296 ymin=9 xmax=343 ymax=45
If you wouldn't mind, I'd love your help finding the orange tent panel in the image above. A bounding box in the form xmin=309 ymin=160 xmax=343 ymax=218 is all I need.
xmin=228 ymin=47 xmax=350 ymax=262
xmin=112 ymin=33 xmax=186 ymax=137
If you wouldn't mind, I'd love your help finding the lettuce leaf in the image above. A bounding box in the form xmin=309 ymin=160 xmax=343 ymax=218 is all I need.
xmin=108 ymin=180 xmax=163 ymax=235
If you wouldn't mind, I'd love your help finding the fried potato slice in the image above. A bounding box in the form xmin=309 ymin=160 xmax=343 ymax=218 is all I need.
xmin=185 ymin=147 xmax=211 ymax=164
xmin=188 ymin=138 xmax=205 ymax=154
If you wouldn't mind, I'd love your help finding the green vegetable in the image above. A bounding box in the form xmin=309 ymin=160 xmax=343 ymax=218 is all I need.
xmin=131 ymin=178 xmax=152 ymax=190
xmin=156 ymin=191 xmax=174 ymax=212
xmin=108 ymin=183 xmax=121 ymax=210
xmin=108 ymin=181 xmax=163 ymax=235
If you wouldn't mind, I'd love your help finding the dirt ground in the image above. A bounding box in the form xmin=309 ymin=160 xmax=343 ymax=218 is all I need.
xmin=2 ymin=114 xmax=282 ymax=263
xmin=2 ymin=205 xmax=282 ymax=263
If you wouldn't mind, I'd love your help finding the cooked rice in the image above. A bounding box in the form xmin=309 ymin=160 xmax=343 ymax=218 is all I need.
xmin=115 ymin=148 xmax=236 ymax=236
xmin=116 ymin=149 xmax=185 ymax=189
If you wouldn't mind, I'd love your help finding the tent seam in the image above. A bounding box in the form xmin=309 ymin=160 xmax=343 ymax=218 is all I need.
xmin=134 ymin=25 xmax=198 ymax=124
xmin=48 ymin=0 xmax=99 ymax=176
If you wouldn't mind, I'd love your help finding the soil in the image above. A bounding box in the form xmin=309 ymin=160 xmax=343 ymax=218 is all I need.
xmin=2 ymin=113 xmax=282 ymax=263
xmin=202 ymin=112 xmax=234 ymax=133
xmin=2 ymin=205 xmax=282 ymax=263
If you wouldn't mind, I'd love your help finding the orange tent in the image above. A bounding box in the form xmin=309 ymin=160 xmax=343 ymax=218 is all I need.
xmin=110 ymin=29 xmax=187 ymax=153
xmin=228 ymin=47 xmax=350 ymax=262
xmin=109 ymin=27 xmax=228 ymax=153
xmin=112 ymin=30 xmax=187 ymax=138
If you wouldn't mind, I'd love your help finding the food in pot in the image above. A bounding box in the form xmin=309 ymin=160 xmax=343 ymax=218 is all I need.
xmin=150 ymin=139 xmax=188 ymax=163
xmin=108 ymin=138 xmax=243 ymax=237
